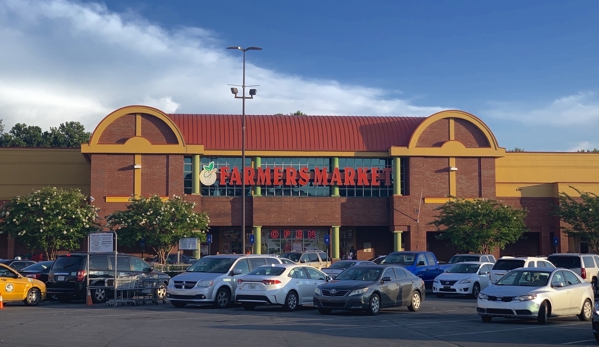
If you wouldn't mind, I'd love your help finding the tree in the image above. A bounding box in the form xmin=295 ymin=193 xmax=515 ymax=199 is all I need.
xmin=106 ymin=195 xmax=210 ymax=264
xmin=430 ymin=198 xmax=528 ymax=253
xmin=577 ymin=149 xmax=599 ymax=153
xmin=47 ymin=121 xmax=91 ymax=147
xmin=0 ymin=121 xmax=90 ymax=147
xmin=3 ymin=123 xmax=49 ymax=147
xmin=274 ymin=110 xmax=307 ymax=116
xmin=556 ymin=187 xmax=599 ymax=252
xmin=0 ymin=187 xmax=99 ymax=260
xmin=507 ymin=147 xmax=525 ymax=152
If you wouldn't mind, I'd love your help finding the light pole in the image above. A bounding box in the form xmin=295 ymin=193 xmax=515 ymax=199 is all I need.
xmin=227 ymin=45 xmax=262 ymax=255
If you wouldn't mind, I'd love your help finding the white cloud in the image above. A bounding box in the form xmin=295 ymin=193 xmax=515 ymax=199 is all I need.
xmin=0 ymin=0 xmax=446 ymax=133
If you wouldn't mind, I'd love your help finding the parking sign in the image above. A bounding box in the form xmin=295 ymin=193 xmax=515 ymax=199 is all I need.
xmin=207 ymin=234 xmax=212 ymax=244
xmin=324 ymin=235 xmax=330 ymax=245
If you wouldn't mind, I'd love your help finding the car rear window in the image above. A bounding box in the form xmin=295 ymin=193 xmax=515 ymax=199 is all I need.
xmin=583 ymin=256 xmax=595 ymax=268
xmin=492 ymin=259 xmax=525 ymax=270
xmin=53 ymin=256 xmax=85 ymax=270
xmin=547 ymin=256 xmax=581 ymax=269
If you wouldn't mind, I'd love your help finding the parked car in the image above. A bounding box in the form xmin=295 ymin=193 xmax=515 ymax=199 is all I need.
xmin=447 ymin=254 xmax=496 ymax=264
xmin=489 ymin=257 xmax=554 ymax=283
xmin=235 ymin=263 xmax=330 ymax=311
xmin=546 ymin=253 xmax=599 ymax=291
xmin=477 ymin=267 xmax=593 ymax=324
xmin=19 ymin=261 xmax=55 ymax=283
xmin=0 ymin=263 xmax=46 ymax=305
xmin=432 ymin=262 xmax=493 ymax=298
xmin=46 ymin=253 xmax=170 ymax=304
xmin=280 ymin=251 xmax=329 ymax=270
xmin=321 ymin=260 xmax=375 ymax=279
xmin=165 ymin=254 xmax=197 ymax=264
xmin=381 ymin=251 xmax=443 ymax=287
xmin=166 ymin=254 xmax=286 ymax=308
xmin=368 ymin=255 xmax=386 ymax=264
xmin=593 ymin=301 xmax=599 ymax=342
xmin=313 ymin=264 xmax=426 ymax=315
xmin=0 ymin=259 xmax=37 ymax=271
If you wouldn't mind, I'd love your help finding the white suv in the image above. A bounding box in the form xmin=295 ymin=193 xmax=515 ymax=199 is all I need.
xmin=489 ymin=257 xmax=555 ymax=284
xmin=546 ymin=253 xmax=599 ymax=291
xmin=166 ymin=254 xmax=285 ymax=308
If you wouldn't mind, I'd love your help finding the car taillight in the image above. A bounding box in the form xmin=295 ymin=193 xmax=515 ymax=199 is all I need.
xmin=237 ymin=279 xmax=244 ymax=284
xmin=26 ymin=274 xmax=40 ymax=279
xmin=262 ymin=280 xmax=281 ymax=285
xmin=76 ymin=270 xmax=86 ymax=282
xmin=581 ymin=268 xmax=587 ymax=279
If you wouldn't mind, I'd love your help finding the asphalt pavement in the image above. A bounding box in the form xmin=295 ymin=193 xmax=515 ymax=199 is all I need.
xmin=0 ymin=294 xmax=596 ymax=347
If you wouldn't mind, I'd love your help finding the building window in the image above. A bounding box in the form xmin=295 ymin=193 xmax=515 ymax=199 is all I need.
xmin=337 ymin=158 xmax=395 ymax=197
xmin=259 ymin=157 xmax=331 ymax=197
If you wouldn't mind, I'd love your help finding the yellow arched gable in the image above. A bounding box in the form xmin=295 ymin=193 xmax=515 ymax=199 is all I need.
xmin=390 ymin=110 xmax=505 ymax=157
xmin=82 ymin=105 xmax=204 ymax=154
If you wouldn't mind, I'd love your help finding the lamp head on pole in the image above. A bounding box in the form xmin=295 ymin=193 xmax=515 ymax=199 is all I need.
xmin=230 ymin=87 xmax=238 ymax=95
xmin=249 ymin=89 xmax=257 ymax=96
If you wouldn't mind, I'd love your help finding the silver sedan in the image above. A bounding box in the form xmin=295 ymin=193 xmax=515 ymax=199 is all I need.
xmin=477 ymin=267 xmax=593 ymax=324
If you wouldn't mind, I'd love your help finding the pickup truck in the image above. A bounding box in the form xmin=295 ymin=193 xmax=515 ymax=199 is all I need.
xmin=381 ymin=251 xmax=444 ymax=287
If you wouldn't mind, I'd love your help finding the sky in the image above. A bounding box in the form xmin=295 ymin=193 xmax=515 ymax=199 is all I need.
xmin=1 ymin=0 xmax=599 ymax=152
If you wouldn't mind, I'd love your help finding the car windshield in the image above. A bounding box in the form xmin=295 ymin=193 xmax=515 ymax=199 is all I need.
xmin=186 ymin=257 xmax=236 ymax=273
xmin=53 ymin=256 xmax=84 ymax=270
xmin=335 ymin=267 xmax=382 ymax=281
xmin=492 ymin=259 xmax=525 ymax=271
xmin=496 ymin=270 xmax=551 ymax=286
xmin=22 ymin=262 xmax=53 ymax=271
xmin=329 ymin=261 xmax=356 ymax=270
xmin=381 ymin=253 xmax=415 ymax=265
xmin=280 ymin=253 xmax=301 ymax=262
xmin=448 ymin=255 xmax=480 ymax=263
xmin=247 ymin=266 xmax=286 ymax=276
xmin=446 ymin=263 xmax=481 ymax=274
xmin=546 ymin=256 xmax=581 ymax=269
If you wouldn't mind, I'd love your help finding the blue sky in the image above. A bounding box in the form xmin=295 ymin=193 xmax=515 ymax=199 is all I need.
xmin=1 ymin=0 xmax=598 ymax=151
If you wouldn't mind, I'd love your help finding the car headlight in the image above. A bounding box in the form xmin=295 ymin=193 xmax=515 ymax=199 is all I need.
xmin=478 ymin=293 xmax=488 ymax=300
xmin=196 ymin=280 xmax=214 ymax=287
xmin=349 ymin=287 xmax=369 ymax=296
xmin=314 ymin=287 xmax=321 ymax=295
xmin=458 ymin=278 xmax=472 ymax=284
xmin=513 ymin=294 xmax=537 ymax=301
xmin=433 ymin=277 xmax=440 ymax=283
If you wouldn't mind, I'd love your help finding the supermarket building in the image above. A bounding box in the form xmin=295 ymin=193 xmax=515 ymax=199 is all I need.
xmin=2 ymin=105 xmax=599 ymax=261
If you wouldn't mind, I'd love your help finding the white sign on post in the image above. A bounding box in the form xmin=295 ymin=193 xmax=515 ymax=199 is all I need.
xmin=179 ymin=238 xmax=198 ymax=250
xmin=89 ymin=233 xmax=114 ymax=253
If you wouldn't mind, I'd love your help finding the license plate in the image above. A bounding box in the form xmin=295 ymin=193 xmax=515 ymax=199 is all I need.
xmin=247 ymin=284 xmax=256 ymax=290
xmin=57 ymin=276 xmax=65 ymax=281
xmin=443 ymin=286 xmax=450 ymax=290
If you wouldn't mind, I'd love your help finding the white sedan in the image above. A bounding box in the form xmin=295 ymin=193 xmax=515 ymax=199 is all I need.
xmin=433 ymin=262 xmax=494 ymax=298
xmin=235 ymin=263 xmax=330 ymax=311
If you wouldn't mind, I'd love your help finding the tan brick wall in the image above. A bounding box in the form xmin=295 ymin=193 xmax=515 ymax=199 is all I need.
xmin=417 ymin=118 xmax=449 ymax=147
xmin=99 ymin=114 xmax=135 ymax=144
xmin=456 ymin=157 xmax=480 ymax=197
xmin=141 ymin=115 xmax=178 ymax=144
xmin=454 ymin=118 xmax=490 ymax=147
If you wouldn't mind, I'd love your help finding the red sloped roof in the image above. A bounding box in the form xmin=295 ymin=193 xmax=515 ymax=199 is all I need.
xmin=167 ymin=114 xmax=425 ymax=151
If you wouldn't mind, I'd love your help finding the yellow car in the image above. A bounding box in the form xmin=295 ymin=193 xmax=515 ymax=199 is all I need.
xmin=0 ymin=263 xmax=46 ymax=305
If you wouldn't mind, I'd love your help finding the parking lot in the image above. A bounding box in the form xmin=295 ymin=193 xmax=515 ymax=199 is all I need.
xmin=0 ymin=294 xmax=595 ymax=347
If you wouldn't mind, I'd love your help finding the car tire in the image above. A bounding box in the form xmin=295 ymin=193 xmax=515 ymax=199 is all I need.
xmin=23 ymin=288 xmax=42 ymax=306
xmin=578 ymin=299 xmax=592 ymax=321
xmin=537 ymin=301 xmax=548 ymax=325
xmin=318 ymin=308 xmax=332 ymax=315
xmin=213 ymin=287 xmax=231 ymax=308
xmin=481 ymin=315 xmax=492 ymax=323
xmin=155 ymin=284 xmax=167 ymax=301
xmin=171 ymin=301 xmax=187 ymax=308
xmin=366 ymin=293 xmax=380 ymax=315
xmin=92 ymin=288 xmax=108 ymax=304
xmin=435 ymin=293 xmax=445 ymax=298
xmin=471 ymin=283 xmax=481 ymax=299
xmin=408 ymin=291 xmax=421 ymax=312
xmin=242 ymin=303 xmax=256 ymax=311
xmin=283 ymin=291 xmax=299 ymax=311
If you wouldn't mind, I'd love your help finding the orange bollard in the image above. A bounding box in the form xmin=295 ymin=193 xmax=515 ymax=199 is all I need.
xmin=0 ymin=292 xmax=4 ymax=309
xmin=86 ymin=289 xmax=93 ymax=306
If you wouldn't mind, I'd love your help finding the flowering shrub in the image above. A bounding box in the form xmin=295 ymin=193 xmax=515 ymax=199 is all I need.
xmin=0 ymin=187 xmax=98 ymax=260
xmin=106 ymin=195 xmax=209 ymax=264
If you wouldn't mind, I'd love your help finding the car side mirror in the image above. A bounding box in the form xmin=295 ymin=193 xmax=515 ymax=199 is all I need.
xmin=326 ymin=275 xmax=332 ymax=282
xmin=232 ymin=269 xmax=243 ymax=276
xmin=480 ymin=271 xmax=489 ymax=275
xmin=300 ymin=259 xmax=306 ymax=263
xmin=553 ymin=282 xmax=565 ymax=288
xmin=381 ymin=276 xmax=391 ymax=282
xmin=143 ymin=267 xmax=152 ymax=273
xmin=417 ymin=261 xmax=425 ymax=266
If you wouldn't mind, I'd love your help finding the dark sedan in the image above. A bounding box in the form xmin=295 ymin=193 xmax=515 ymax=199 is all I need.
xmin=313 ymin=265 xmax=425 ymax=315
xmin=19 ymin=261 xmax=55 ymax=283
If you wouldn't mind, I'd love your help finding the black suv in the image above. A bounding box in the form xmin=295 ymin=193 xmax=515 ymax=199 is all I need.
xmin=46 ymin=253 xmax=170 ymax=303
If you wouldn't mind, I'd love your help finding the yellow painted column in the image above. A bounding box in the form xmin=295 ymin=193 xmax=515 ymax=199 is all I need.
xmin=253 ymin=226 xmax=262 ymax=254
xmin=394 ymin=231 xmax=403 ymax=251
xmin=332 ymin=226 xmax=340 ymax=260
xmin=331 ymin=157 xmax=339 ymax=197
xmin=192 ymin=155 xmax=201 ymax=195
xmin=449 ymin=157 xmax=457 ymax=197
xmin=254 ymin=157 xmax=261 ymax=196
xmin=134 ymin=154 xmax=141 ymax=197
xmin=393 ymin=157 xmax=402 ymax=196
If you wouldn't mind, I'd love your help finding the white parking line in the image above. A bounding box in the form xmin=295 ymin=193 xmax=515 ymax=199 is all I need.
xmin=561 ymin=339 xmax=596 ymax=345
xmin=435 ymin=322 xmax=584 ymax=337
xmin=403 ymin=319 xmax=478 ymax=326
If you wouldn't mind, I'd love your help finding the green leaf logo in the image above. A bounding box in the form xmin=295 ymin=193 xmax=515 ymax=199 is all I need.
xmin=203 ymin=162 xmax=214 ymax=171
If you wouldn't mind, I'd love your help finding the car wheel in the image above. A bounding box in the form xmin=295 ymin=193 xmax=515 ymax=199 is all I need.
xmin=171 ymin=301 xmax=187 ymax=308
xmin=435 ymin=293 xmax=445 ymax=298
xmin=481 ymin=315 xmax=492 ymax=323
xmin=537 ymin=301 xmax=548 ymax=325
xmin=471 ymin=283 xmax=481 ymax=299
xmin=242 ymin=303 xmax=256 ymax=311
xmin=213 ymin=287 xmax=231 ymax=308
xmin=408 ymin=291 xmax=421 ymax=312
xmin=367 ymin=293 xmax=380 ymax=315
xmin=155 ymin=284 xmax=167 ymax=301
xmin=23 ymin=288 xmax=42 ymax=306
xmin=92 ymin=288 xmax=108 ymax=304
xmin=578 ymin=299 xmax=592 ymax=321
xmin=283 ymin=291 xmax=299 ymax=311
xmin=318 ymin=308 xmax=332 ymax=315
